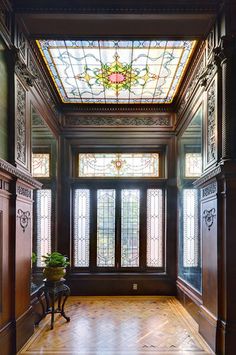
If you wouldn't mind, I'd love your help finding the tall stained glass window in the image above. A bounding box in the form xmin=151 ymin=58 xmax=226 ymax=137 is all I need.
xmin=36 ymin=190 xmax=52 ymax=266
xmin=74 ymin=189 xmax=90 ymax=267
xmin=79 ymin=153 xmax=159 ymax=177
xmin=147 ymin=189 xmax=163 ymax=267
xmin=97 ymin=190 xmax=116 ymax=267
xmin=36 ymin=40 xmax=196 ymax=104
xmin=121 ymin=190 xmax=140 ymax=267
xmin=32 ymin=153 xmax=50 ymax=177
xmin=185 ymin=153 xmax=202 ymax=177
xmin=183 ymin=189 xmax=199 ymax=267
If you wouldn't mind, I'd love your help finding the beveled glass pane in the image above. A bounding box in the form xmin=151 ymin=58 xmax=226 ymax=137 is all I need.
xmin=121 ymin=190 xmax=140 ymax=267
xmin=183 ymin=189 xmax=199 ymax=267
xmin=32 ymin=153 xmax=50 ymax=177
xmin=147 ymin=189 xmax=163 ymax=267
xmin=97 ymin=190 xmax=116 ymax=267
xmin=37 ymin=40 xmax=196 ymax=104
xmin=74 ymin=189 xmax=90 ymax=267
xmin=36 ymin=189 xmax=52 ymax=267
xmin=78 ymin=153 xmax=159 ymax=177
xmin=185 ymin=153 xmax=202 ymax=177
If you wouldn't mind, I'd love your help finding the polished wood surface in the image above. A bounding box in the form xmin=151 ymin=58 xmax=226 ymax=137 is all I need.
xmin=20 ymin=296 xmax=213 ymax=354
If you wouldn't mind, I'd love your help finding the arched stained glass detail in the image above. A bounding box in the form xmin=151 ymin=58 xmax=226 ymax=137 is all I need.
xmin=147 ymin=189 xmax=163 ymax=267
xmin=78 ymin=153 xmax=159 ymax=177
xmin=97 ymin=190 xmax=116 ymax=267
xmin=74 ymin=189 xmax=90 ymax=267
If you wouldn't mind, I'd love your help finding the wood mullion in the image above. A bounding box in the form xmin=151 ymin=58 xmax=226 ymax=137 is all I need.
xmin=140 ymin=187 xmax=147 ymax=270
xmin=90 ymin=188 xmax=97 ymax=272
xmin=115 ymin=188 xmax=121 ymax=270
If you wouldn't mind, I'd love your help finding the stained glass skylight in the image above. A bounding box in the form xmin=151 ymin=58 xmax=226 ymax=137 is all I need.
xmin=36 ymin=40 xmax=196 ymax=104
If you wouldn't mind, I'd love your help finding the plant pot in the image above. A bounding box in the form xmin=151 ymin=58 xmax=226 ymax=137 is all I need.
xmin=43 ymin=266 xmax=66 ymax=281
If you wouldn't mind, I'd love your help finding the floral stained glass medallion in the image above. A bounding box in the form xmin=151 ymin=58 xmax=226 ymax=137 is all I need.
xmin=78 ymin=153 xmax=159 ymax=177
xmin=32 ymin=153 xmax=50 ymax=177
xmin=36 ymin=40 xmax=196 ymax=104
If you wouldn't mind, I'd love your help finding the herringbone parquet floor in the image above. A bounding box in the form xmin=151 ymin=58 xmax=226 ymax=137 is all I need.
xmin=19 ymin=296 xmax=213 ymax=355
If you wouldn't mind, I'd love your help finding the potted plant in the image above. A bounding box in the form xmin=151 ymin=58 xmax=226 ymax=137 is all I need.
xmin=42 ymin=252 xmax=70 ymax=282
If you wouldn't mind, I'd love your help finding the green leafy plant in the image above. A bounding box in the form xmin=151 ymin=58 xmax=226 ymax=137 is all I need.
xmin=42 ymin=252 xmax=70 ymax=268
xmin=31 ymin=252 xmax=37 ymax=264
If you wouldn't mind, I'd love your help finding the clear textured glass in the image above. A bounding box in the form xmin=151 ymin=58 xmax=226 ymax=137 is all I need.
xmin=183 ymin=189 xmax=199 ymax=267
xmin=147 ymin=189 xmax=163 ymax=267
xmin=185 ymin=153 xmax=202 ymax=177
xmin=74 ymin=189 xmax=90 ymax=267
xmin=121 ymin=190 xmax=140 ymax=267
xmin=37 ymin=40 xmax=196 ymax=104
xmin=97 ymin=190 xmax=116 ymax=267
xmin=32 ymin=153 xmax=50 ymax=177
xmin=78 ymin=153 xmax=159 ymax=177
xmin=36 ymin=189 xmax=52 ymax=266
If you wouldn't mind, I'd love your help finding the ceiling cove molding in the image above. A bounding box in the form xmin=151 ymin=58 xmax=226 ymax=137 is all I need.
xmin=63 ymin=115 xmax=173 ymax=128
xmin=13 ymin=1 xmax=219 ymax=13
xmin=62 ymin=105 xmax=174 ymax=113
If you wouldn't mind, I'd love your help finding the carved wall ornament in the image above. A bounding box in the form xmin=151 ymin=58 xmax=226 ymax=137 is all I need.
xmin=207 ymin=81 xmax=217 ymax=164
xmin=17 ymin=185 xmax=32 ymax=198
xmin=199 ymin=62 xmax=217 ymax=88
xmin=65 ymin=115 xmax=172 ymax=127
xmin=16 ymin=80 xmax=26 ymax=164
xmin=14 ymin=49 xmax=37 ymax=87
xmin=17 ymin=209 xmax=30 ymax=232
xmin=203 ymin=208 xmax=216 ymax=231
xmin=213 ymin=36 xmax=236 ymax=67
xmin=202 ymin=181 xmax=217 ymax=198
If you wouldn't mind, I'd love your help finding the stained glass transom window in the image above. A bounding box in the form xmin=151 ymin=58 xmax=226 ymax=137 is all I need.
xmin=97 ymin=190 xmax=116 ymax=267
xmin=185 ymin=153 xmax=202 ymax=177
xmin=74 ymin=189 xmax=90 ymax=267
xmin=78 ymin=153 xmax=159 ymax=177
xmin=36 ymin=189 xmax=52 ymax=267
xmin=121 ymin=190 xmax=140 ymax=267
xmin=32 ymin=153 xmax=50 ymax=178
xmin=147 ymin=189 xmax=163 ymax=267
xmin=36 ymin=40 xmax=196 ymax=104
xmin=183 ymin=189 xmax=199 ymax=267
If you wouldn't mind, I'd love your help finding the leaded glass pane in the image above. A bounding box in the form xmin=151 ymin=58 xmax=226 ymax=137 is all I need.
xmin=185 ymin=153 xmax=202 ymax=177
xmin=32 ymin=153 xmax=50 ymax=177
xmin=36 ymin=189 xmax=52 ymax=267
xmin=121 ymin=190 xmax=140 ymax=267
xmin=79 ymin=153 xmax=159 ymax=177
xmin=74 ymin=189 xmax=90 ymax=267
xmin=147 ymin=189 xmax=163 ymax=267
xmin=97 ymin=190 xmax=116 ymax=267
xmin=183 ymin=189 xmax=199 ymax=267
xmin=36 ymin=40 xmax=196 ymax=104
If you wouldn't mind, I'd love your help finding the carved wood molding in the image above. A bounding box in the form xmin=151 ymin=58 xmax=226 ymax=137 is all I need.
xmin=17 ymin=208 xmax=30 ymax=232
xmin=194 ymin=166 xmax=221 ymax=187
xmin=17 ymin=184 xmax=32 ymax=199
xmin=0 ymin=178 xmax=10 ymax=191
xmin=203 ymin=208 xmax=216 ymax=231
xmin=201 ymin=180 xmax=217 ymax=198
xmin=14 ymin=49 xmax=37 ymax=88
xmin=0 ymin=158 xmax=42 ymax=189
xmin=206 ymin=80 xmax=217 ymax=166
xmin=16 ymin=79 xmax=27 ymax=165
xmin=64 ymin=115 xmax=173 ymax=127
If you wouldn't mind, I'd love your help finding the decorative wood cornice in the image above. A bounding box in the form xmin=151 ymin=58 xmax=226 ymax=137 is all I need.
xmin=62 ymin=104 xmax=173 ymax=114
xmin=64 ymin=115 xmax=173 ymax=127
xmin=13 ymin=0 xmax=219 ymax=13
xmin=193 ymin=166 xmax=222 ymax=187
xmin=0 ymin=158 xmax=42 ymax=189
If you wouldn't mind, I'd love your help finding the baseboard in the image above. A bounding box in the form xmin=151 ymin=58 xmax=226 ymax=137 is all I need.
xmin=199 ymin=305 xmax=217 ymax=352
xmin=176 ymin=279 xmax=202 ymax=323
xmin=15 ymin=307 xmax=34 ymax=353
xmin=0 ymin=321 xmax=15 ymax=355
